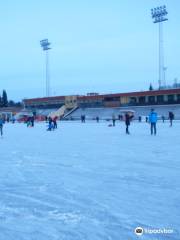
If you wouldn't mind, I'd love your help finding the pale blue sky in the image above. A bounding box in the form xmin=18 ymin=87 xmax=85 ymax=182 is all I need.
xmin=0 ymin=0 xmax=180 ymax=100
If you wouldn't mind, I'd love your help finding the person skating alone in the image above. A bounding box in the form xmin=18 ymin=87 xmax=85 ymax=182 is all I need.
xmin=0 ymin=116 xmax=4 ymax=137
xmin=31 ymin=116 xmax=35 ymax=127
xmin=162 ymin=115 xmax=165 ymax=123
xmin=149 ymin=109 xmax=158 ymax=135
xmin=169 ymin=112 xmax=174 ymax=127
xmin=125 ymin=113 xmax=133 ymax=134
xmin=96 ymin=116 xmax=99 ymax=123
xmin=112 ymin=114 xmax=116 ymax=127
xmin=81 ymin=115 xmax=86 ymax=123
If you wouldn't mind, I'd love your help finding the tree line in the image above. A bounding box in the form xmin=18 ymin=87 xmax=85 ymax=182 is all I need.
xmin=0 ymin=90 xmax=22 ymax=108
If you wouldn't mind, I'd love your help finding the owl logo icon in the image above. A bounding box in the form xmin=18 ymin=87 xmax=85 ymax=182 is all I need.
xmin=135 ymin=227 xmax=144 ymax=236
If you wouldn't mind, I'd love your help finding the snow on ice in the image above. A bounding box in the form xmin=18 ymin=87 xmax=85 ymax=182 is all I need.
xmin=0 ymin=121 xmax=180 ymax=240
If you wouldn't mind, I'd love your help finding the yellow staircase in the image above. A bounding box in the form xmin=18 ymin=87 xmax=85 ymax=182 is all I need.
xmin=48 ymin=105 xmax=66 ymax=119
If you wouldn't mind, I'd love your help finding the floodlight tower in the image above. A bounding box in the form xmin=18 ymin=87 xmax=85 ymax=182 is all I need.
xmin=151 ymin=5 xmax=168 ymax=89
xmin=163 ymin=66 xmax=167 ymax=87
xmin=40 ymin=39 xmax=51 ymax=97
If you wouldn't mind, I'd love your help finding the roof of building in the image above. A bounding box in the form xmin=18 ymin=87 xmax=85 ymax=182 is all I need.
xmin=0 ymin=107 xmax=23 ymax=112
xmin=23 ymin=88 xmax=180 ymax=103
xmin=78 ymin=88 xmax=180 ymax=100
xmin=24 ymin=96 xmax=65 ymax=103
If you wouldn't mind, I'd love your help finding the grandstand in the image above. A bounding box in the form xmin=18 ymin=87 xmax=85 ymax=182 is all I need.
xmin=22 ymin=88 xmax=180 ymax=120
xmin=35 ymin=108 xmax=59 ymax=116
xmin=64 ymin=104 xmax=180 ymax=120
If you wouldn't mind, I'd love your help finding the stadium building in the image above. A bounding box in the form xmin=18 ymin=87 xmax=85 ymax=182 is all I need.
xmin=23 ymin=88 xmax=180 ymax=120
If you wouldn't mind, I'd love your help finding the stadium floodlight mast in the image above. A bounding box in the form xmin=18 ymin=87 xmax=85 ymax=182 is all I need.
xmin=151 ymin=5 xmax=168 ymax=89
xmin=163 ymin=66 xmax=167 ymax=87
xmin=40 ymin=39 xmax=51 ymax=97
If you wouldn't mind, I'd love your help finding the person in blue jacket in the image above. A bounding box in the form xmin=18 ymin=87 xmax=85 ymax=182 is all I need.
xmin=149 ymin=109 xmax=158 ymax=135
xmin=0 ymin=116 xmax=4 ymax=136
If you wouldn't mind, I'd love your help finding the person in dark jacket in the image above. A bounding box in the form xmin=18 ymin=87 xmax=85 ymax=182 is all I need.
xmin=53 ymin=117 xmax=58 ymax=129
xmin=0 ymin=117 xmax=4 ymax=136
xmin=125 ymin=113 xmax=133 ymax=134
xmin=169 ymin=112 xmax=174 ymax=127
xmin=96 ymin=116 xmax=99 ymax=123
xmin=112 ymin=114 xmax=116 ymax=127
xmin=31 ymin=116 xmax=34 ymax=127
xmin=81 ymin=115 xmax=86 ymax=123
xmin=47 ymin=117 xmax=53 ymax=131
xmin=162 ymin=115 xmax=165 ymax=123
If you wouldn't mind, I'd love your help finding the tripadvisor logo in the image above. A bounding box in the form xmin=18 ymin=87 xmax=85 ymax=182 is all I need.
xmin=135 ymin=227 xmax=144 ymax=236
xmin=134 ymin=226 xmax=174 ymax=236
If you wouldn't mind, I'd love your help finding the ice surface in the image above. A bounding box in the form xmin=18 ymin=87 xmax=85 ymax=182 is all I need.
xmin=0 ymin=121 xmax=180 ymax=240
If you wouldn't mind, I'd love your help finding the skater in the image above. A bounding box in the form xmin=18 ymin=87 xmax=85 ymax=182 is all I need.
xmin=118 ymin=114 xmax=123 ymax=121
xmin=112 ymin=114 xmax=116 ymax=127
xmin=53 ymin=116 xmax=58 ymax=129
xmin=81 ymin=115 xmax=86 ymax=123
xmin=11 ymin=116 xmax=15 ymax=124
xmin=0 ymin=116 xmax=3 ymax=136
xmin=47 ymin=117 xmax=53 ymax=131
xmin=26 ymin=117 xmax=31 ymax=127
xmin=145 ymin=116 xmax=148 ymax=123
xmin=96 ymin=116 xmax=99 ymax=123
xmin=125 ymin=113 xmax=133 ymax=134
xmin=149 ymin=109 xmax=158 ymax=135
xmin=31 ymin=116 xmax=34 ymax=127
xmin=83 ymin=115 xmax=86 ymax=123
xmin=169 ymin=112 xmax=174 ymax=127
xmin=138 ymin=116 xmax=142 ymax=122
xmin=162 ymin=115 xmax=165 ymax=123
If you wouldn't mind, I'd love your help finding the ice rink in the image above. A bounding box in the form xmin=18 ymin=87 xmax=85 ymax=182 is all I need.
xmin=0 ymin=121 xmax=180 ymax=240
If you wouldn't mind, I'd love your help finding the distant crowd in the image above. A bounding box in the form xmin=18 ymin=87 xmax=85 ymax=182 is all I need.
xmin=0 ymin=110 xmax=176 ymax=137
xmin=80 ymin=110 xmax=175 ymax=135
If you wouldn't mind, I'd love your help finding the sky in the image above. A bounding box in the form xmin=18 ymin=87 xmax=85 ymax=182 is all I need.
xmin=0 ymin=0 xmax=180 ymax=101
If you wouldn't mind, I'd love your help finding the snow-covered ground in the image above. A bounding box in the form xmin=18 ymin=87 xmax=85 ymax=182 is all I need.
xmin=0 ymin=121 xmax=180 ymax=240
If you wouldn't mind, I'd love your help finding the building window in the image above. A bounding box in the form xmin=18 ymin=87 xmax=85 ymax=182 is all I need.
xmin=104 ymin=97 xmax=119 ymax=101
xmin=148 ymin=96 xmax=155 ymax=103
xmin=168 ymin=95 xmax=174 ymax=103
xmin=139 ymin=96 xmax=146 ymax=104
xmin=130 ymin=97 xmax=137 ymax=103
xmin=177 ymin=94 xmax=180 ymax=102
xmin=157 ymin=95 xmax=164 ymax=103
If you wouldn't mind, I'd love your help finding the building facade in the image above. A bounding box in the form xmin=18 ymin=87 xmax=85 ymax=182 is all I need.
xmin=23 ymin=89 xmax=180 ymax=110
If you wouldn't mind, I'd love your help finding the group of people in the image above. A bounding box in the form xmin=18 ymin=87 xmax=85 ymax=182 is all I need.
xmin=26 ymin=116 xmax=35 ymax=127
xmin=79 ymin=109 xmax=175 ymax=136
xmin=47 ymin=116 xmax=58 ymax=131
xmin=126 ymin=109 xmax=175 ymax=135
xmin=158 ymin=112 xmax=175 ymax=125
xmin=0 ymin=109 xmax=176 ymax=137
xmin=108 ymin=109 xmax=175 ymax=135
xmin=111 ymin=113 xmax=134 ymax=134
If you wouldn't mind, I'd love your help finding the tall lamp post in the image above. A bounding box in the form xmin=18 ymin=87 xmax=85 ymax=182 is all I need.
xmin=163 ymin=66 xmax=167 ymax=87
xmin=40 ymin=39 xmax=51 ymax=97
xmin=151 ymin=6 xmax=168 ymax=89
